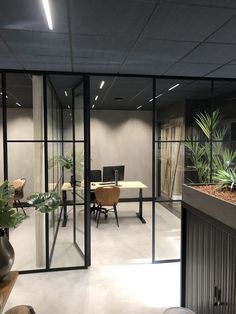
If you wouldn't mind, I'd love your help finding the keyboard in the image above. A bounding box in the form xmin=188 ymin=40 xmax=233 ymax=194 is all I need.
xmin=98 ymin=181 xmax=115 ymax=185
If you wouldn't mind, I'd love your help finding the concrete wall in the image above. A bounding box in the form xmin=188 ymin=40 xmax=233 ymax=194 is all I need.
xmin=90 ymin=110 xmax=152 ymax=198
xmin=0 ymin=108 xmax=34 ymax=199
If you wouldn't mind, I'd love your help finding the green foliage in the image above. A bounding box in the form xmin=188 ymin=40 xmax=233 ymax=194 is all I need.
xmin=27 ymin=192 xmax=60 ymax=213
xmin=185 ymin=109 xmax=236 ymax=183
xmin=0 ymin=181 xmax=26 ymax=229
xmin=57 ymin=155 xmax=73 ymax=170
xmin=214 ymin=168 xmax=236 ymax=190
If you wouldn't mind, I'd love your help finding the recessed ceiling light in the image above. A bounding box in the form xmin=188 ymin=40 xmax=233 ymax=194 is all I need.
xmin=42 ymin=0 xmax=53 ymax=30
xmin=64 ymin=91 xmax=68 ymax=97
xmin=16 ymin=102 xmax=21 ymax=107
xmin=168 ymin=84 xmax=180 ymax=91
xmin=92 ymin=104 xmax=95 ymax=109
xmin=100 ymin=81 xmax=105 ymax=89
xmin=149 ymin=98 xmax=153 ymax=102
xmin=0 ymin=92 xmax=8 ymax=98
xmin=155 ymin=93 xmax=163 ymax=98
xmin=137 ymin=105 xmax=143 ymax=109
xmin=95 ymin=95 xmax=98 ymax=101
xmin=67 ymin=105 xmax=70 ymax=109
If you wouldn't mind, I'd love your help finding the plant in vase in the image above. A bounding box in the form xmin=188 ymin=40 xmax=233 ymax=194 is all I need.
xmin=0 ymin=181 xmax=60 ymax=280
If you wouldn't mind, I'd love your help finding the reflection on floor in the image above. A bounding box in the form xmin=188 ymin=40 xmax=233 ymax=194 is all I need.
xmin=91 ymin=202 xmax=180 ymax=265
xmin=5 ymin=263 xmax=180 ymax=314
xmin=7 ymin=201 xmax=181 ymax=313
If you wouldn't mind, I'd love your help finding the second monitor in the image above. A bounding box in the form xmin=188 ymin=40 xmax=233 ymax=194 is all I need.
xmin=103 ymin=165 xmax=125 ymax=182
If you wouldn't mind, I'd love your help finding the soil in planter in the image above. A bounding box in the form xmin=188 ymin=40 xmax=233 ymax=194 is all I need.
xmin=193 ymin=185 xmax=236 ymax=206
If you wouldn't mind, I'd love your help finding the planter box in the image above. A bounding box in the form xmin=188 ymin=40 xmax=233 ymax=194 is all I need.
xmin=182 ymin=184 xmax=236 ymax=231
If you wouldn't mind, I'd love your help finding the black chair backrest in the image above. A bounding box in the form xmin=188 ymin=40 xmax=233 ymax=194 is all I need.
xmin=90 ymin=170 xmax=102 ymax=182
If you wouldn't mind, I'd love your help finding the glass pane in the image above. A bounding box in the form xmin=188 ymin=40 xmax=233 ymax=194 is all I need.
xmin=75 ymin=143 xmax=85 ymax=255
xmin=74 ymin=82 xmax=84 ymax=141
xmin=155 ymin=201 xmax=181 ymax=261
xmin=8 ymin=142 xmax=45 ymax=270
xmin=155 ymin=79 xmax=211 ymax=141
xmin=47 ymin=80 xmax=63 ymax=141
xmin=0 ymin=74 xmax=3 ymax=181
xmin=48 ymin=75 xmax=83 ymax=141
xmin=6 ymin=73 xmax=44 ymax=140
xmin=156 ymin=142 xmax=184 ymax=201
xmin=49 ymin=142 xmax=85 ymax=267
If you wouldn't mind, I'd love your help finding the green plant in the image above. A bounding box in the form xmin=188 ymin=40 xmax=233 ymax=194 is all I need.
xmin=27 ymin=192 xmax=60 ymax=213
xmin=214 ymin=168 xmax=236 ymax=190
xmin=0 ymin=181 xmax=26 ymax=229
xmin=185 ymin=109 xmax=236 ymax=183
xmin=0 ymin=181 xmax=61 ymax=230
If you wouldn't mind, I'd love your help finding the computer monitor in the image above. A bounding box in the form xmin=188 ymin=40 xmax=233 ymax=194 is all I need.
xmin=103 ymin=165 xmax=125 ymax=182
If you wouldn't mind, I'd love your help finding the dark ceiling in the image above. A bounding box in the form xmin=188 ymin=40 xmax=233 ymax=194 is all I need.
xmin=1 ymin=0 xmax=236 ymax=78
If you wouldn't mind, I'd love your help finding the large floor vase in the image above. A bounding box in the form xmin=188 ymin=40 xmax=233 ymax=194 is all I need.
xmin=0 ymin=229 xmax=14 ymax=281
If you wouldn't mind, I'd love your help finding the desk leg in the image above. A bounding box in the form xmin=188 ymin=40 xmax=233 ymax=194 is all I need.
xmin=62 ymin=190 xmax=67 ymax=227
xmin=136 ymin=188 xmax=146 ymax=224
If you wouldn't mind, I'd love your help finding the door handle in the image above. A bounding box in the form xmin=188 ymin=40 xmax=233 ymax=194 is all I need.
xmin=213 ymin=286 xmax=225 ymax=306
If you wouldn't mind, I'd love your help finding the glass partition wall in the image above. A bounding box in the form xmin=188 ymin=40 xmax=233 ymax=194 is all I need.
xmin=153 ymin=78 xmax=212 ymax=262
xmin=1 ymin=70 xmax=236 ymax=272
xmin=0 ymin=72 xmax=89 ymax=273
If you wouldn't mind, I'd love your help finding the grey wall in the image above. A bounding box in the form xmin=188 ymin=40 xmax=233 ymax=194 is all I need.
xmin=0 ymin=108 xmax=34 ymax=199
xmin=90 ymin=110 xmax=152 ymax=198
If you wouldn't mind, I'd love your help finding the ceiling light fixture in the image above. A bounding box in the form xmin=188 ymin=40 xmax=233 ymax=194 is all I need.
xmin=100 ymin=81 xmax=105 ymax=89
xmin=64 ymin=91 xmax=68 ymax=96
xmin=137 ymin=105 xmax=143 ymax=109
xmin=149 ymin=98 xmax=153 ymax=102
xmin=42 ymin=0 xmax=53 ymax=30
xmin=0 ymin=92 xmax=8 ymax=99
xmin=168 ymin=84 xmax=180 ymax=91
xmin=92 ymin=104 xmax=95 ymax=109
xmin=155 ymin=93 xmax=163 ymax=98
xmin=67 ymin=105 xmax=70 ymax=109
xmin=95 ymin=95 xmax=98 ymax=101
xmin=16 ymin=102 xmax=21 ymax=107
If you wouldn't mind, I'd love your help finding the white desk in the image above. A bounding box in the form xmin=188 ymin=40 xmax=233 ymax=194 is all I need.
xmin=61 ymin=181 xmax=147 ymax=226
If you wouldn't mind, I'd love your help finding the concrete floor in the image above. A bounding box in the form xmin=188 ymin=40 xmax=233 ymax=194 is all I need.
xmin=6 ymin=202 xmax=181 ymax=313
xmin=5 ymin=263 xmax=180 ymax=314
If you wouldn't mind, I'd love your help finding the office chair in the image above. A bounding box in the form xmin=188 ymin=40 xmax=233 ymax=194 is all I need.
xmin=12 ymin=178 xmax=26 ymax=216
xmin=90 ymin=170 xmax=102 ymax=214
xmin=95 ymin=186 xmax=120 ymax=228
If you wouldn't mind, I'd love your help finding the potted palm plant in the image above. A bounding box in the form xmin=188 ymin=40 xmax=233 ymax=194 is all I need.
xmin=0 ymin=181 xmax=60 ymax=280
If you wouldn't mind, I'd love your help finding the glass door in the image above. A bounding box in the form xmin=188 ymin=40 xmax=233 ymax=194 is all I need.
xmin=46 ymin=75 xmax=89 ymax=269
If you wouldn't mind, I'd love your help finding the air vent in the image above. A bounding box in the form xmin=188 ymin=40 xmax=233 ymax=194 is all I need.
xmin=114 ymin=97 xmax=123 ymax=101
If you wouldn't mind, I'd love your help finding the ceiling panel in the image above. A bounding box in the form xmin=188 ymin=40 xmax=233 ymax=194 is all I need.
xmin=207 ymin=16 xmax=236 ymax=44
xmin=120 ymin=60 xmax=172 ymax=75
xmin=69 ymin=0 xmax=157 ymax=36
xmin=0 ymin=30 xmax=70 ymax=57
xmin=206 ymin=64 xmax=236 ymax=78
xmin=164 ymin=0 xmax=236 ymax=9
xmin=129 ymin=39 xmax=198 ymax=63
xmin=164 ymin=62 xmax=221 ymax=77
xmin=0 ymin=0 xmax=68 ymax=33
xmin=182 ymin=43 xmax=236 ymax=64
xmin=73 ymin=62 xmax=122 ymax=73
xmin=72 ymin=34 xmax=132 ymax=63
xmin=143 ymin=2 xmax=235 ymax=41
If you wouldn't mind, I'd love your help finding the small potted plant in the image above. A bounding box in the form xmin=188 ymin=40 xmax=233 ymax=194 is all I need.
xmin=0 ymin=181 xmax=60 ymax=281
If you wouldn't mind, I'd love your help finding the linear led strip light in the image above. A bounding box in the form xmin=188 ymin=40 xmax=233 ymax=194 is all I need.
xmin=42 ymin=0 xmax=53 ymax=30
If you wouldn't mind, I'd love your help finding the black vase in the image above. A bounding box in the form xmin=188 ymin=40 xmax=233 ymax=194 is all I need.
xmin=0 ymin=229 xmax=14 ymax=281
